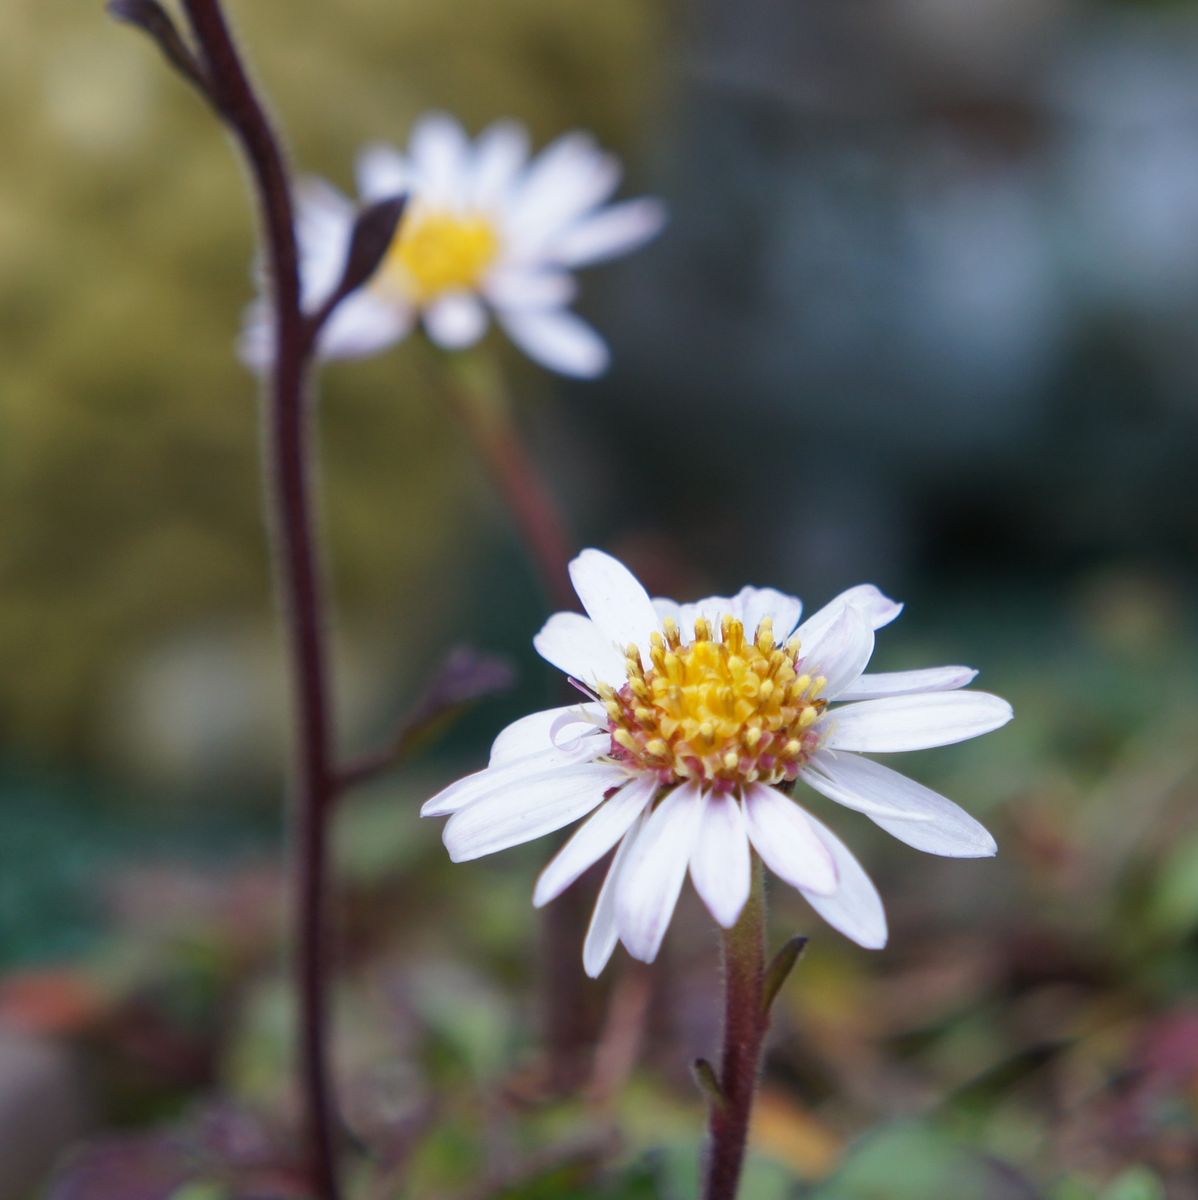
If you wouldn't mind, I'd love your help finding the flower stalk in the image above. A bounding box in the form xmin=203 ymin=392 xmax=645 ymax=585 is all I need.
xmin=114 ymin=1 xmax=354 ymax=1194
xmin=443 ymin=354 xmax=576 ymax=610
xmin=441 ymin=353 xmax=613 ymax=1083
xmin=701 ymin=857 xmax=769 ymax=1200
xmin=178 ymin=4 xmax=342 ymax=1195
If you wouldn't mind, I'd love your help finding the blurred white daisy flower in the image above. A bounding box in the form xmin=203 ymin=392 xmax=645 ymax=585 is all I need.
xmin=422 ymin=550 xmax=1013 ymax=977
xmin=242 ymin=113 xmax=666 ymax=378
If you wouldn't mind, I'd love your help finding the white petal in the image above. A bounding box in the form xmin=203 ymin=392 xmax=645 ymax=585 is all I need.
xmin=834 ymin=584 xmax=904 ymax=629
xmin=442 ymin=763 xmax=626 ymax=862
xmin=742 ymin=784 xmax=837 ymax=896
xmin=499 ymin=307 xmax=610 ymax=378
xmin=616 ymin=781 xmax=705 ymax=962
xmin=582 ymin=819 xmax=641 ymax=978
xmin=800 ymin=750 xmax=930 ymax=820
xmin=293 ymin=178 xmax=356 ymax=309
xmin=422 ymin=292 xmax=488 ymax=349
xmin=243 ymin=176 xmax=407 ymax=368
xmin=470 ymin=119 xmax=530 ymax=209
xmin=823 ymin=692 xmax=1014 ymax=753
xmin=689 ymin=793 xmax=751 ymax=928
xmin=506 ymin=134 xmax=620 ymax=248
xmin=799 ymin=812 xmax=888 ymax=950
xmin=803 ymin=604 xmax=875 ymax=698
xmin=548 ymin=197 xmax=667 ymax=267
xmin=568 ymin=549 xmax=660 ymax=660
xmin=655 ymin=591 xmax=799 ymax=645
xmin=795 ymin=584 xmax=903 ymax=658
xmin=422 ymin=737 xmax=605 ymax=817
xmin=238 ymin=300 xmax=275 ymax=372
xmin=489 ymin=703 xmax=605 ymax=765
xmin=533 ymin=611 xmax=627 ymax=686
xmin=806 ymin=751 xmax=995 ymax=857
xmin=356 ymin=143 xmax=411 ymax=202
xmin=408 ymin=111 xmax=470 ymax=205
xmin=318 ymin=290 xmax=412 ymax=359
xmin=485 ymin=267 xmax=577 ymax=311
xmin=651 ymin=597 xmax=683 ymax=629
xmin=533 ymin=774 xmax=658 ymax=906
xmin=730 ymin=587 xmax=803 ymax=642
xmin=652 ymin=594 xmax=735 ymax=641
xmin=837 ymin=666 xmax=978 ymax=701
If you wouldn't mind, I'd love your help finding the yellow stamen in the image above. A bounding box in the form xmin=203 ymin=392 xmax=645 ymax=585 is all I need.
xmin=601 ymin=614 xmax=826 ymax=787
xmin=381 ymin=208 xmax=500 ymax=302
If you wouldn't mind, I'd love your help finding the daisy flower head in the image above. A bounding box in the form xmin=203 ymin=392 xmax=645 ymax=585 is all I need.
xmin=242 ymin=113 xmax=667 ymax=378
xmin=422 ymin=550 xmax=1013 ymax=977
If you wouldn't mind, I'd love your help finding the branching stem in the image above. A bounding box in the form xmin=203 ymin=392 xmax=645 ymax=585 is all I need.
xmin=176 ymin=3 xmax=341 ymax=1194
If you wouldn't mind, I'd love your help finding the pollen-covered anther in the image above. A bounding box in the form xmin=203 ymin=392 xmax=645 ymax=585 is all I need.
xmin=603 ymin=615 xmax=827 ymax=788
xmin=382 ymin=208 xmax=500 ymax=302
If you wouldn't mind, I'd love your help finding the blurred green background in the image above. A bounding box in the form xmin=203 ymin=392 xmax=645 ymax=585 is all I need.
xmin=2 ymin=0 xmax=1197 ymax=1196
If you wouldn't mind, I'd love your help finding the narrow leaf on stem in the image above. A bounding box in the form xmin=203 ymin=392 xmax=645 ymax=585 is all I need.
xmin=692 ymin=1057 xmax=726 ymax=1111
xmin=338 ymin=645 xmax=516 ymax=791
xmin=309 ymin=195 xmax=408 ymax=339
xmin=762 ymin=935 xmax=808 ymax=1015
xmin=106 ymin=0 xmax=211 ymax=99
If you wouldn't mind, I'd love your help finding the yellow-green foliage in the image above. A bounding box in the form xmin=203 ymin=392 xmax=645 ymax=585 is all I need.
xmin=0 ymin=0 xmax=661 ymax=758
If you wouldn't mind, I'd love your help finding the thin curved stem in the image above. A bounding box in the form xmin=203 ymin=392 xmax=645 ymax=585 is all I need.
xmin=178 ymin=3 xmax=341 ymax=1195
xmin=439 ymin=352 xmax=610 ymax=1086
xmin=702 ymin=860 xmax=768 ymax=1200
xmin=443 ymin=355 xmax=576 ymax=610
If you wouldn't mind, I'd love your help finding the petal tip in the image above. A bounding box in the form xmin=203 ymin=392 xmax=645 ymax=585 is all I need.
xmin=711 ymin=900 xmax=747 ymax=929
xmin=619 ymin=938 xmax=657 ymax=965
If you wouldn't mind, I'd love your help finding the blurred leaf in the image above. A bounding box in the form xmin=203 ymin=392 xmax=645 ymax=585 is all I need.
xmin=1143 ymin=826 xmax=1198 ymax=940
xmin=808 ymin=1122 xmax=1029 ymax=1200
xmin=1100 ymin=1168 xmax=1167 ymax=1200
xmin=166 ymin=1185 xmax=227 ymax=1200
xmin=48 ymin=1135 xmax=195 ymax=1200
xmin=750 ymin=1088 xmax=841 ymax=1181
xmin=1054 ymin=1167 xmax=1170 ymax=1200
xmin=409 ymin=963 xmax=514 ymax=1081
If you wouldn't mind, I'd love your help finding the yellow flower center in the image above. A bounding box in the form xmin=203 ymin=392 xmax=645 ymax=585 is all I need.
xmin=380 ymin=208 xmax=501 ymax=303
xmin=599 ymin=615 xmax=828 ymax=790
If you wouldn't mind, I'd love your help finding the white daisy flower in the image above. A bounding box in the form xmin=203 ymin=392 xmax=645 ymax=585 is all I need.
xmin=242 ymin=112 xmax=667 ymax=378
xmin=422 ymin=550 xmax=1013 ymax=977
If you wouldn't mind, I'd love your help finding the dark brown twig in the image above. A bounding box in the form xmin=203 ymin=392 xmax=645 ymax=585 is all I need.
xmin=114 ymin=0 xmax=358 ymax=1192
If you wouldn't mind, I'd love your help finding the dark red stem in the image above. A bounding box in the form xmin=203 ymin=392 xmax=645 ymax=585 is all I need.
xmin=179 ymin=3 xmax=341 ymax=1195
xmin=445 ymin=361 xmax=576 ymax=610
xmin=444 ymin=358 xmax=609 ymax=1084
xmin=702 ymin=862 xmax=768 ymax=1200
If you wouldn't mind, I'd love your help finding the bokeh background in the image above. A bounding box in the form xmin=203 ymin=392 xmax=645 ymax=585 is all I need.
xmin=3 ymin=0 xmax=1198 ymax=1196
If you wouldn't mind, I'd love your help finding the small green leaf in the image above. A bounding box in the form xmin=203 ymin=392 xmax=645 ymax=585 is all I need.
xmin=762 ymin=935 xmax=808 ymax=1014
